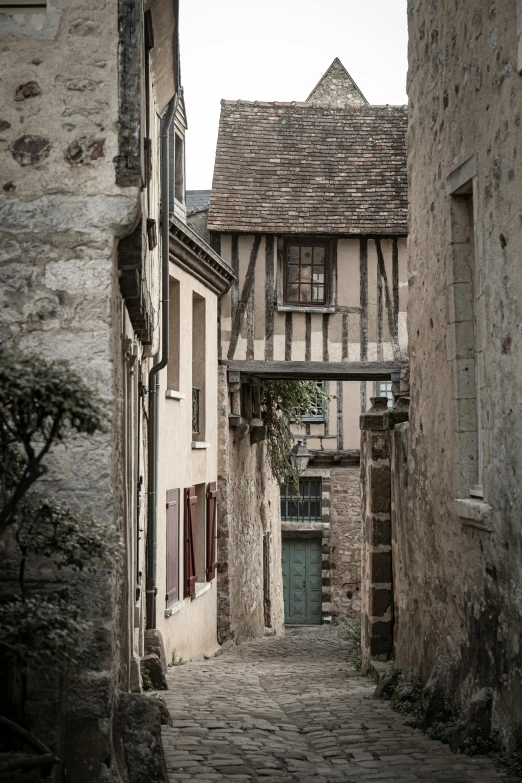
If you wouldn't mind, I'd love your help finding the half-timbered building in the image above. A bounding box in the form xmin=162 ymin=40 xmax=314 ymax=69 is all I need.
xmin=205 ymin=58 xmax=408 ymax=625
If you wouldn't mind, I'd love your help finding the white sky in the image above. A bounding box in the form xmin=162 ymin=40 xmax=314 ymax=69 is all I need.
xmin=180 ymin=0 xmax=408 ymax=190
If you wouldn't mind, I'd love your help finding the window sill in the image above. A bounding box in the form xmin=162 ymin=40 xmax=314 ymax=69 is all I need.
xmin=277 ymin=304 xmax=335 ymax=314
xmin=166 ymin=390 xmax=185 ymax=400
xmin=165 ymin=599 xmax=185 ymax=618
xmin=193 ymin=581 xmax=212 ymax=599
xmin=454 ymin=498 xmax=492 ymax=532
xmin=192 ymin=441 xmax=210 ymax=450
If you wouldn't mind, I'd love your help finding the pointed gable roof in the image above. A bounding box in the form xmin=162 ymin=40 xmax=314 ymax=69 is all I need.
xmin=306 ymin=57 xmax=368 ymax=108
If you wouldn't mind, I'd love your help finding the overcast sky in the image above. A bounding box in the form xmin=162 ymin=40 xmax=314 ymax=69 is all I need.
xmin=180 ymin=0 xmax=408 ymax=190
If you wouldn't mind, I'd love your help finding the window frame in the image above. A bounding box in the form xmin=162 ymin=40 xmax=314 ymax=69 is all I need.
xmin=280 ymin=478 xmax=322 ymax=523
xmin=283 ymin=238 xmax=329 ymax=307
xmin=300 ymin=380 xmax=326 ymax=422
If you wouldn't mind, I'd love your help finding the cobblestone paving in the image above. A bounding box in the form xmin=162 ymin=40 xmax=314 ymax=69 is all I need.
xmin=162 ymin=626 xmax=514 ymax=783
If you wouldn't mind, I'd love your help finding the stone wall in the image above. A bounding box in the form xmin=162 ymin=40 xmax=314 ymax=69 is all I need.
xmin=328 ymin=465 xmax=361 ymax=618
xmin=216 ymin=367 xmax=284 ymax=643
xmin=403 ymin=0 xmax=522 ymax=740
xmin=0 ymin=0 xmax=147 ymax=777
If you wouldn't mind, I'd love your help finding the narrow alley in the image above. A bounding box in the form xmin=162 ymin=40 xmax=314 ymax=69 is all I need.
xmin=161 ymin=628 xmax=509 ymax=783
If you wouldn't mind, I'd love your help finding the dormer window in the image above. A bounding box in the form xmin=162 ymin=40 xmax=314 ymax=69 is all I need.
xmin=169 ymin=125 xmax=185 ymax=213
xmin=284 ymin=239 xmax=327 ymax=305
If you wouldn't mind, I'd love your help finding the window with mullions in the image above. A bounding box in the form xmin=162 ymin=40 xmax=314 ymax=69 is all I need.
xmin=284 ymin=240 xmax=327 ymax=305
xmin=377 ymin=381 xmax=393 ymax=408
xmin=301 ymin=380 xmax=326 ymax=422
xmin=280 ymin=478 xmax=322 ymax=523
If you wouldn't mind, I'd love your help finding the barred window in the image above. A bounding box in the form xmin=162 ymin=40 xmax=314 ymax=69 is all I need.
xmin=280 ymin=478 xmax=322 ymax=523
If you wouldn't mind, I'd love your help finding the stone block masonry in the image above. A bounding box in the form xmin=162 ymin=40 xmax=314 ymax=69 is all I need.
xmin=216 ymin=367 xmax=284 ymax=643
xmin=329 ymin=465 xmax=362 ymax=618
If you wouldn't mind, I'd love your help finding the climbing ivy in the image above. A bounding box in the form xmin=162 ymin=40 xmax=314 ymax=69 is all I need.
xmin=261 ymin=379 xmax=327 ymax=492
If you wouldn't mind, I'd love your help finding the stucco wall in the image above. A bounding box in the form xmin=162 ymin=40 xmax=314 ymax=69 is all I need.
xmin=405 ymin=0 xmax=522 ymax=737
xmin=217 ymin=367 xmax=284 ymax=644
xmin=155 ymin=261 xmax=220 ymax=663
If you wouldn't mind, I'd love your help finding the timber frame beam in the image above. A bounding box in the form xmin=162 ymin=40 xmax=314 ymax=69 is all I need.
xmin=221 ymin=360 xmax=404 ymax=381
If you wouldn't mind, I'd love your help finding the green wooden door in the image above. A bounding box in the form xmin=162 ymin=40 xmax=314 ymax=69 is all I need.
xmin=282 ymin=539 xmax=322 ymax=624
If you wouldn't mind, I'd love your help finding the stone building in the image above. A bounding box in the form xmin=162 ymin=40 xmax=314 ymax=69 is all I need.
xmin=361 ymin=0 xmax=522 ymax=747
xmin=203 ymin=58 xmax=408 ymax=628
xmin=0 ymin=0 xmax=233 ymax=778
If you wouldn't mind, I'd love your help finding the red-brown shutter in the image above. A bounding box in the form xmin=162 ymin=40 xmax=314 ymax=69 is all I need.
xmin=206 ymin=481 xmax=218 ymax=581
xmin=165 ymin=488 xmax=180 ymax=607
xmin=184 ymin=486 xmax=197 ymax=597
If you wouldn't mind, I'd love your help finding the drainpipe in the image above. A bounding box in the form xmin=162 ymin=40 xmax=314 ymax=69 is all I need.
xmin=146 ymin=91 xmax=180 ymax=630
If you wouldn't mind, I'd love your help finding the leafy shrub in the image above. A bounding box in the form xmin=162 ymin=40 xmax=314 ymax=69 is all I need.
xmin=337 ymin=616 xmax=362 ymax=671
xmin=262 ymin=380 xmax=328 ymax=491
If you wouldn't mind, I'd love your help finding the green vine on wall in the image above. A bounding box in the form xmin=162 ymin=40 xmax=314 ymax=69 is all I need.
xmin=261 ymin=379 xmax=328 ymax=492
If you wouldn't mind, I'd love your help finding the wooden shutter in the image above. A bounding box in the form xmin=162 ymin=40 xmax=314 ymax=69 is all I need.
xmin=184 ymin=486 xmax=197 ymax=597
xmin=206 ymin=481 xmax=218 ymax=581
xmin=165 ymin=489 xmax=180 ymax=608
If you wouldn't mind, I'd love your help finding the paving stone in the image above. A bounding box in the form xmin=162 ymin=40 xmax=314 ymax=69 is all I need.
xmin=160 ymin=627 xmax=517 ymax=783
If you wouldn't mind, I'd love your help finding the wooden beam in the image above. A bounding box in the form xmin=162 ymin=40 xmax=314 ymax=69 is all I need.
xmin=220 ymin=360 xmax=403 ymax=381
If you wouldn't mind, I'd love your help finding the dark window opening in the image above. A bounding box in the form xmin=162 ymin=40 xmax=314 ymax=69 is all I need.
xmin=280 ymin=478 xmax=322 ymax=523
xmin=175 ymin=133 xmax=184 ymax=203
xmin=284 ymin=240 xmax=327 ymax=305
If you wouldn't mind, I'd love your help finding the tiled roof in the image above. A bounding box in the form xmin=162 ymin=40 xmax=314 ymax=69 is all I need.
xmin=208 ymin=102 xmax=407 ymax=236
xmin=186 ymin=189 xmax=212 ymax=212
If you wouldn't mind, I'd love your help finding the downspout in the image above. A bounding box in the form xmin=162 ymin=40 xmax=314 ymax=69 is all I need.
xmin=146 ymin=91 xmax=180 ymax=630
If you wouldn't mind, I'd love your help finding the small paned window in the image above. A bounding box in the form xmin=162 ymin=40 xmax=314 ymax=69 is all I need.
xmin=280 ymin=478 xmax=322 ymax=523
xmin=284 ymin=240 xmax=327 ymax=305
xmin=377 ymin=381 xmax=393 ymax=408
xmin=301 ymin=381 xmax=326 ymax=422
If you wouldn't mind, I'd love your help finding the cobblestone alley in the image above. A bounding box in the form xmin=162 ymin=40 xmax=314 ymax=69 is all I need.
xmin=161 ymin=627 xmax=513 ymax=783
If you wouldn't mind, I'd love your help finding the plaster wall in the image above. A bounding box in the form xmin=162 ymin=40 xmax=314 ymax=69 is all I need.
xmin=219 ymin=234 xmax=408 ymax=367
xmin=404 ymin=0 xmax=522 ymax=735
xmin=155 ymin=261 xmax=220 ymax=663
xmin=217 ymin=367 xmax=284 ymax=644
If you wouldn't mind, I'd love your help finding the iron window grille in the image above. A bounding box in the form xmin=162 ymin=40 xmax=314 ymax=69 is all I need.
xmin=377 ymin=381 xmax=394 ymax=408
xmin=284 ymin=240 xmax=328 ymax=306
xmin=192 ymin=387 xmax=200 ymax=434
xmin=280 ymin=478 xmax=322 ymax=523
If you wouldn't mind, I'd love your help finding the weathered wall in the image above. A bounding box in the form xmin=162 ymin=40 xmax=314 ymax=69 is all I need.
xmin=405 ymin=0 xmax=522 ymax=738
xmin=217 ymin=367 xmax=284 ymax=643
xmin=329 ymin=464 xmax=361 ymax=618
xmin=0 ymin=0 xmax=150 ymax=778
xmin=219 ymin=234 xmax=408 ymax=367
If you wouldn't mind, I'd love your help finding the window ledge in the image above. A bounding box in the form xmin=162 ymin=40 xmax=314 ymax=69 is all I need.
xmin=277 ymin=305 xmax=335 ymax=314
xmin=192 ymin=441 xmax=210 ymax=450
xmin=166 ymin=390 xmax=185 ymax=400
xmin=193 ymin=581 xmax=212 ymax=599
xmin=454 ymin=498 xmax=493 ymax=531
xmin=165 ymin=599 xmax=185 ymax=618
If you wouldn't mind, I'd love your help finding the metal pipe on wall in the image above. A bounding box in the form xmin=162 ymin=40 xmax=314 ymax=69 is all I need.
xmin=146 ymin=91 xmax=180 ymax=630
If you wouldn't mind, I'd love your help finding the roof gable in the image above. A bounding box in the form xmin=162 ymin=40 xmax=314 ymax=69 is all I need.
xmin=306 ymin=58 xmax=368 ymax=108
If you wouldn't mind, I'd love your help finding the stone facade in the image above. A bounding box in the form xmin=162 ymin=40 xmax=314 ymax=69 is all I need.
xmin=329 ymin=465 xmax=362 ymax=618
xmin=0 ymin=0 xmax=234 ymax=777
xmin=394 ymin=0 xmax=522 ymax=741
xmin=216 ymin=367 xmax=285 ymax=643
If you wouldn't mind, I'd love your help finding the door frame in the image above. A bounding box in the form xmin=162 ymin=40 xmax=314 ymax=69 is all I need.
xmin=282 ymin=530 xmax=327 ymax=625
